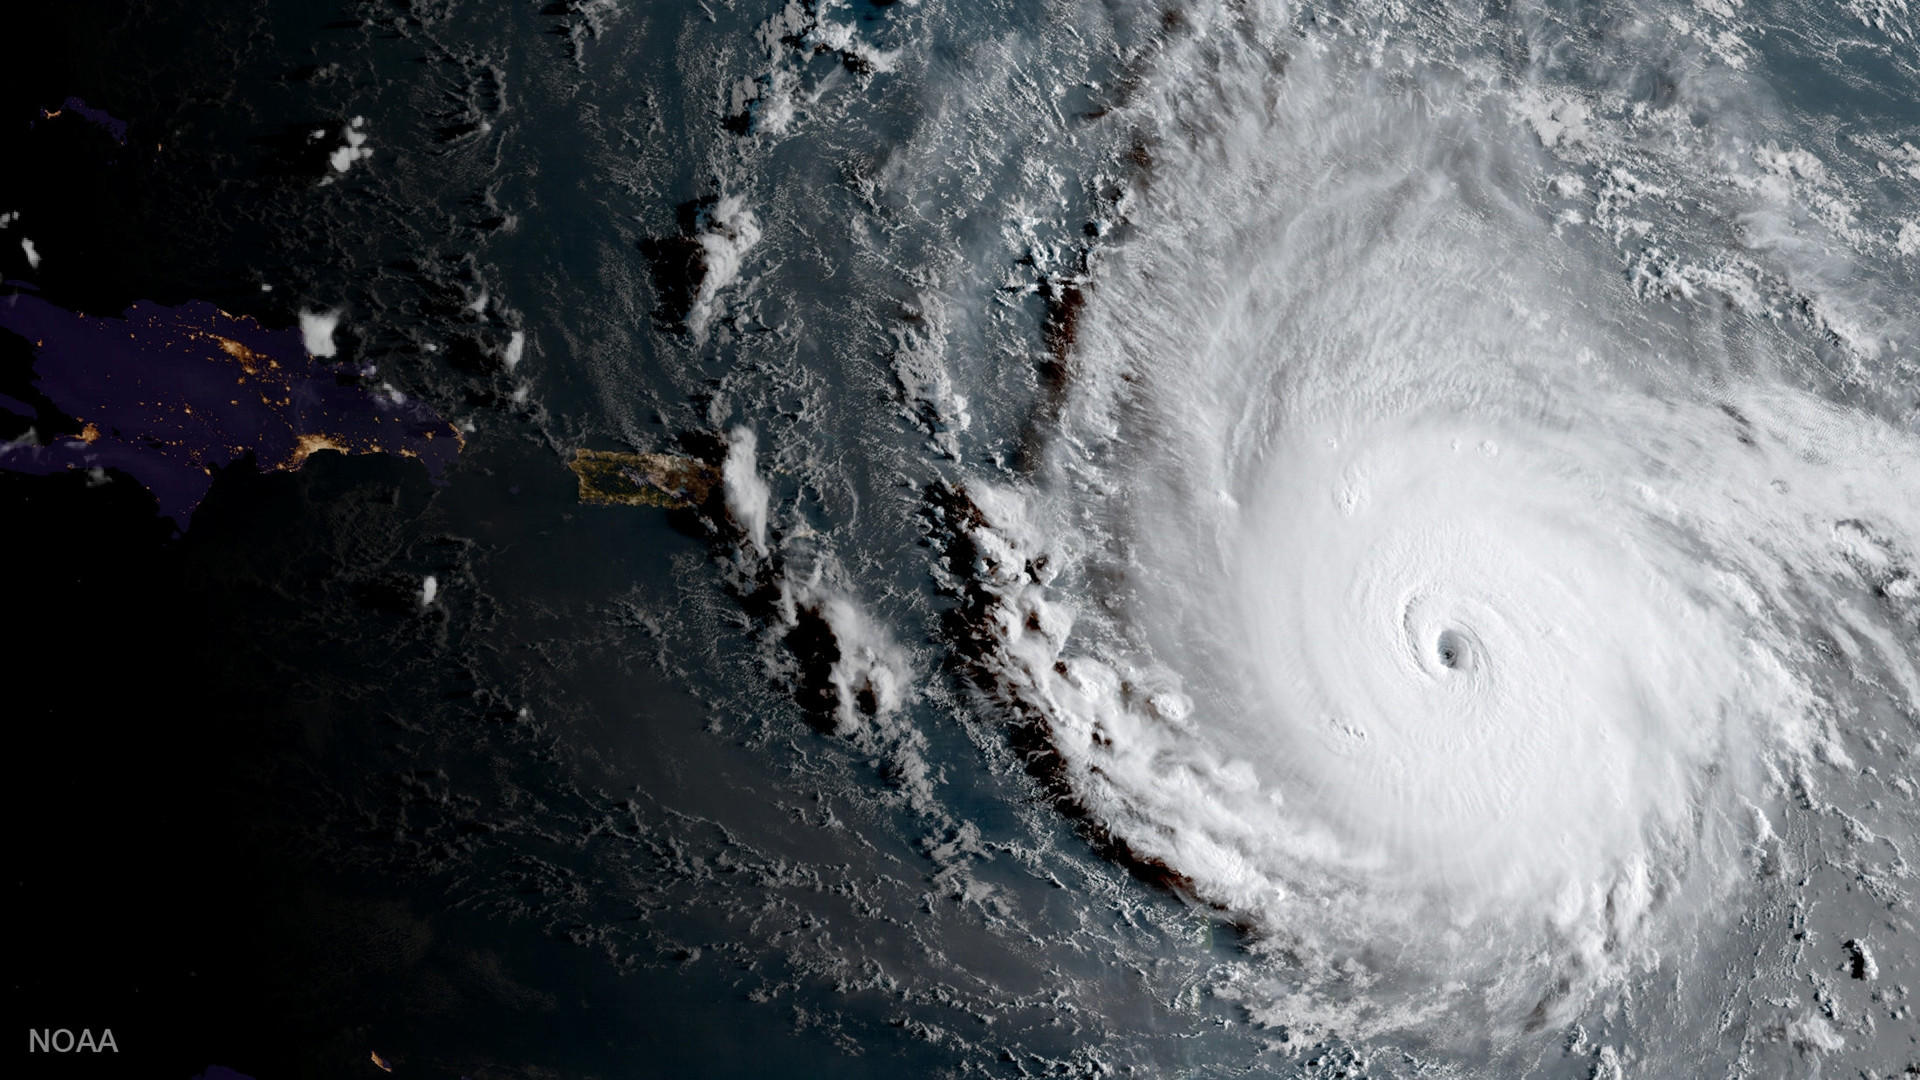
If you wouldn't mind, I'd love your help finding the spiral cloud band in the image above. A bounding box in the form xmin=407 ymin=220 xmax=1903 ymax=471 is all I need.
xmin=957 ymin=17 xmax=1920 ymax=1044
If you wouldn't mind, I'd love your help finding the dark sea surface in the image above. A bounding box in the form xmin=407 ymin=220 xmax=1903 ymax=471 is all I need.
xmin=5 ymin=2 xmax=1918 ymax=1079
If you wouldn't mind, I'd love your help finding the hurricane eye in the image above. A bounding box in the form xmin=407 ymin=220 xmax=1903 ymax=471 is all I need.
xmin=1435 ymin=628 xmax=1469 ymax=671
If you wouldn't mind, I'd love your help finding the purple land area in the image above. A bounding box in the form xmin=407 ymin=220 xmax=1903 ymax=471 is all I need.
xmin=39 ymin=96 xmax=129 ymax=144
xmin=0 ymin=288 xmax=461 ymax=529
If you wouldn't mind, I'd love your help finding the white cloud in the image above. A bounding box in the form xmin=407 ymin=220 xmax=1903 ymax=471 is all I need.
xmin=299 ymin=309 xmax=341 ymax=357
xmin=326 ymin=116 xmax=373 ymax=175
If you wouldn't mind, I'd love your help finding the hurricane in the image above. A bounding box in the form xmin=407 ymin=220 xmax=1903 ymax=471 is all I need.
xmin=936 ymin=10 xmax=1920 ymax=1045
xmin=601 ymin=0 xmax=1920 ymax=1072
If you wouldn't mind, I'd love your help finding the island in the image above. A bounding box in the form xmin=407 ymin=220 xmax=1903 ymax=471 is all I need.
xmin=0 ymin=289 xmax=462 ymax=529
xmin=567 ymin=447 xmax=716 ymax=508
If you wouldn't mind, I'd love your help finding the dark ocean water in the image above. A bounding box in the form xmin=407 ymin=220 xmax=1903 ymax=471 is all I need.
xmin=5 ymin=2 xmax=1918 ymax=1078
